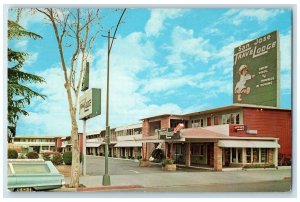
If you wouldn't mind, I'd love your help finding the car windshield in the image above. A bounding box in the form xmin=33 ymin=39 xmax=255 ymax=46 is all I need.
xmin=12 ymin=163 xmax=51 ymax=174
xmin=7 ymin=165 xmax=12 ymax=175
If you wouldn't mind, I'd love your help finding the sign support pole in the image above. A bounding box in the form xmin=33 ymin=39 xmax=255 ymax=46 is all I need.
xmin=82 ymin=119 xmax=87 ymax=176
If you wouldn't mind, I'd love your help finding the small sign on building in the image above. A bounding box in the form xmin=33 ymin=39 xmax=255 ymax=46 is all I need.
xmin=79 ymin=88 xmax=101 ymax=120
xmin=234 ymin=125 xmax=247 ymax=132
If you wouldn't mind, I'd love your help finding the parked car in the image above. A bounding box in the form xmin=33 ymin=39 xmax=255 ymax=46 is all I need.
xmin=7 ymin=159 xmax=65 ymax=192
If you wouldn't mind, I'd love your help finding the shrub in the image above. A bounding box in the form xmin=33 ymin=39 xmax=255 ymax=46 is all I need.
xmin=62 ymin=152 xmax=83 ymax=165
xmin=26 ymin=152 xmax=39 ymax=159
xmin=161 ymin=158 xmax=174 ymax=167
xmin=51 ymin=153 xmax=63 ymax=165
xmin=8 ymin=149 xmax=18 ymax=159
xmin=42 ymin=153 xmax=51 ymax=161
xmin=63 ymin=152 xmax=72 ymax=165
xmin=18 ymin=154 xmax=26 ymax=159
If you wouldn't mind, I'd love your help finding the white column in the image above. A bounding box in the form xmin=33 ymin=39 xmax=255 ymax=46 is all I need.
xmin=274 ymin=140 xmax=279 ymax=167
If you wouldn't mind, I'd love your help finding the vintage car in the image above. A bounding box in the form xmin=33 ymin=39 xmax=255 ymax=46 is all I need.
xmin=7 ymin=159 xmax=65 ymax=192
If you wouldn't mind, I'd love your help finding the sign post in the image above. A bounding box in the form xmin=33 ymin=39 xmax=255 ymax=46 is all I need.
xmin=79 ymin=87 xmax=101 ymax=176
xmin=82 ymin=119 xmax=87 ymax=176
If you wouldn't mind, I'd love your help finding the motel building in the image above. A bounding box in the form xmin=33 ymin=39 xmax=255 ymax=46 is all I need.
xmin=9 ymin=105 xmax=291 ymax=172
xmin=141 ymin=103 xmax=291 ymax=171
xmin=62 ymin=123 xmax=143 ymax=159
xmin=9 ymin=136 xmax=59 ymax=153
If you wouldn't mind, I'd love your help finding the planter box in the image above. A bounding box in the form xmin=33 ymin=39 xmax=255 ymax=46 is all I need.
xmin=162 ymin=164 xmax=176 ymax=171
xmin=139 ymin=160 xmax=150 ymax=167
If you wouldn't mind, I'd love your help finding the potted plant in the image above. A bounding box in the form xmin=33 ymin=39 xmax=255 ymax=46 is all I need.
xmin=161 ymin=158 xmax=176 ymax=171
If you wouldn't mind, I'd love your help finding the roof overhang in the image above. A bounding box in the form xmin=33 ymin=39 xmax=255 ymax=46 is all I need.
xmin=218 ymin=140 xmax=280 ymax=148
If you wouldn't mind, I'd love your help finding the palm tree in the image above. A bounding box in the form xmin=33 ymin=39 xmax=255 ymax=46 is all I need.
xmin=7 ymin=20 xmax=46 ymax=141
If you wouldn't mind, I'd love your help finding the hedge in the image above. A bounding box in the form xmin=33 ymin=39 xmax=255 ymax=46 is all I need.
xmin=8 ymin=149 xmax=18 ymax=159
xmin=26 ymin=152 xmax=39 ymax=159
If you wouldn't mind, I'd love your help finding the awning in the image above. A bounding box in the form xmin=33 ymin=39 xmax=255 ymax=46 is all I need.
xmin=114 ymin=141 xmax=142 ymax=148
xmin=218 ymin=140 xmax=280 ymax=148
xmin=86 ymin=143 xmax=101 ymax=147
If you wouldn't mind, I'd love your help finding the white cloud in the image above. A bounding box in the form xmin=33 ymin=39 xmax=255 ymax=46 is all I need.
xmin=166 ymin=26 xmax=214 ymax=75
xmin=145 ymin=9 xmax=187 ymax=37
xmin=14 ymin=40 xmax=28 ymax=49
xmin=280 ymin=31 xmax=291 ymax=72
xmin=141 ymin=71 xmax=213 ymax=94
xmin=25 ymin=52 xmax=39 ymax=66
xmin=225 ymin=9 xmax=283 ymax=26
xmin=9 ymin=8 xmax=48 ymax=28
xmin=18 ymin=31 xmax=185 ymax=135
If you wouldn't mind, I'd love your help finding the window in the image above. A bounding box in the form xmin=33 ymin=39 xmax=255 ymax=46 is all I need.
xmin=246 ymin=148 xmax=252 ymax=163
xmin=232 ymin=148 xmax=237 ymax=162
xmin=261 ymin=148 xmax=268 ymax=163
xmin=230 ymin=114 xmax=235 ymax=124
xmin=237 ymin=148 xmax=243 ymax=163
xmin=235 ymin=114 xmax=240 ymax=124
xmin=191 ymin=144 xmax=205 ymax=156
xmin=200 ymin=119 xmax=204 ymax=127
xmin=253 ymin=148 xmax=259 ymax=163
xmin=221 ymin=113 xmax=242 ymax=125
xmin=191 ymin=119 xmax=204 ymax=128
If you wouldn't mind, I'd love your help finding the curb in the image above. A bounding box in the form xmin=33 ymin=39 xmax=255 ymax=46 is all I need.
xmin=77 ymin=185 xmax=143 ymax=192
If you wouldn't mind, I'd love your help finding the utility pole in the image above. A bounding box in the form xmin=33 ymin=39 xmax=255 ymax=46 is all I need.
xmin=101 ymin=8 xmax=127 ymax=186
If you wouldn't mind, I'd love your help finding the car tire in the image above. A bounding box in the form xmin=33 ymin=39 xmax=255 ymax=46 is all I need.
xmin=15 ymin=187 xmax=33 ymax=192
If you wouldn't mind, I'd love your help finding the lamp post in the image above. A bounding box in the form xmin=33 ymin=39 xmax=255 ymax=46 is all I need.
xmin=102 ymin=8 xmax=127 ymax=186
xmin=102 ymin=31 xmax=112 ymax=186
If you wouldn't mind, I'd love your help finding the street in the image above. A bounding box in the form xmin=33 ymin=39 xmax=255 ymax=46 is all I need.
xmin=62 ymin=155 xmax=292 ymax=192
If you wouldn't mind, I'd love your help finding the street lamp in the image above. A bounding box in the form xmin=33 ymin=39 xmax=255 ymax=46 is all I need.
xmin=102 ymin=9 xmax=126 ymax=186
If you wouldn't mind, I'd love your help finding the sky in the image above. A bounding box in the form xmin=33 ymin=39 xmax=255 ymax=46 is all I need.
xmin=7 ymin=8 xmax=292 ymax=137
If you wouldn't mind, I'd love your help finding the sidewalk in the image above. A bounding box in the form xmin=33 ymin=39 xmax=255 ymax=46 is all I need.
xmin=61 ymin=166 xmax=291 ymax=191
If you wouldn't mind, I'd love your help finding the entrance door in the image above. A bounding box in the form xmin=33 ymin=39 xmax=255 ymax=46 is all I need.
xmin=223 ymin=148 xmax=230 ymax=166
xmin=173 ymin=143 xmax=186 ymax=165
xmin=191 ymin=143 xmax=207 ymax=166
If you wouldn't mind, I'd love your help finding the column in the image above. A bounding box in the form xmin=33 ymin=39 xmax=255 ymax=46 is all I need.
xmin=165 ymin=143 xmax=169 ymax=158
xmin=185 ymin=142 xmax=191 ymax=167
xmin=274 ymin=147 xmax=278 ymax=167
xmin=170 ymin=143 xmax=174 ymax=160
xmin=214 ymin=142 xmax=222 ymax=171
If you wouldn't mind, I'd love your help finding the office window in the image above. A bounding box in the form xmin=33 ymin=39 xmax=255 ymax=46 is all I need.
xmin=235 ymin=114 xmax=240 ymax=124
xmin=253 ymin=148 xmax=259 ymax=163
xmin=232 ymin=148 xmax=237 ymax=163
xmin=246 ymin=148 xmax=251 ymax=163
xmin=261 ymin=148 xmax=268 ymax=163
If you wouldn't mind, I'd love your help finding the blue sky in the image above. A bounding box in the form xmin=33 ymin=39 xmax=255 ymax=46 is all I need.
xmin=8 ymin=8 xmax=292 ymax=136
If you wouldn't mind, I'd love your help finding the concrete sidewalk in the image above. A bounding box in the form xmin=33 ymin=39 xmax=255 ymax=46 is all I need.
xmin=63 ymin=166 xmax=291 ymax=191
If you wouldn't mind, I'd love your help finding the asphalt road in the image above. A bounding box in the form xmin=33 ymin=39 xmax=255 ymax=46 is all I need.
xmin=86 ymin=155 xmax=208 ymax=175
xmin=74 ymin=155 xmax=292 ymax=193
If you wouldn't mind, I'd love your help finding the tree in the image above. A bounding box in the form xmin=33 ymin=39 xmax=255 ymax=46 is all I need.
xmin=36 ymin=8 xmax=103 ymax=188
xmin=8 ymin=19 xmax=46 ymax=142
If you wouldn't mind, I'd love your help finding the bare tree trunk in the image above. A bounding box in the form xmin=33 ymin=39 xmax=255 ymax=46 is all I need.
xmin=70 ymin=109 xmax=80 ymax=187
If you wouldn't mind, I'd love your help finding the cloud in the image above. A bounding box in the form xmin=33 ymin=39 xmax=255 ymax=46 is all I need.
xmin=18 ymin=31 xmax=185 ymax=135
xmin=25 ymin=52 xmax=39 ymax=66
xmin=14 ymin=40 xmax=28 ymax=49
xmin=165 ymin=26 xmax=214 ymax=75
xmin=141 ymin=71 xmax=213 ymax=94
xmin=8 ymin=8 xmax=48 ymax=28
xmin=145 ymin=9 xmax=187 ymax=37
xmin=225 ymin=9 xmax=284 ymax=26
xmin=280 ymin=31 xmax=291 ymax=72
